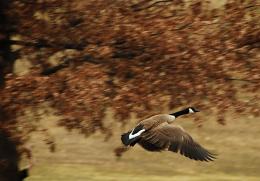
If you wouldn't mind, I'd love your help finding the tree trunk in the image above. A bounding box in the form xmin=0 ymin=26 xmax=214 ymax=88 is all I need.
xmin=0 ymin=131 xmax=20 ymax=181
xmin=0 ymin=1 xmax=20 ymax=180
xmin=0 ymin=0 xmax=16 ymax=87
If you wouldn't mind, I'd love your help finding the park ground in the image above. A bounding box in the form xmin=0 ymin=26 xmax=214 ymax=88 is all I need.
xmin=24 ymin=111 xmax=260 ymax=181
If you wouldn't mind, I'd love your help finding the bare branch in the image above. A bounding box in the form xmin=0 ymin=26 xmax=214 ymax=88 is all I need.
xmin=131 ymin=0 xmax=173 ymax=12
xmin=5 ymin=39 xmax=87 ymax=50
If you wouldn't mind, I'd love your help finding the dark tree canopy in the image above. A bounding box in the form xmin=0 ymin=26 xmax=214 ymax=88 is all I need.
xmin=0 ymin=0 xmax=259 ymax=172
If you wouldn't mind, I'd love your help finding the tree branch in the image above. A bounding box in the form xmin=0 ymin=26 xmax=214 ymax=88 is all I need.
xmin=244 ymin=4 xmax=260 ymax=9
xmin=131 ymin=0 xmax=173 ymax=12
xmin=40 ymin=55 xmax=104 ymax=76
xmin=41 ymin=58 xmax=70 ymax=76
xmin=225 ymin=77 xmax=259 ymax=83
xmin=4 ymin=39 xmax=87 ymax=50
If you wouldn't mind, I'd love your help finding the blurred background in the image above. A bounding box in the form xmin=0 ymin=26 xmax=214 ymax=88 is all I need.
xmin=0 ymin=0 xmax=259 ymax=180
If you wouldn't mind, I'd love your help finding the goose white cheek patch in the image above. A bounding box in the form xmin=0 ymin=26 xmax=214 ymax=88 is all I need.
xmin=188 ymin=108 xmax=194 ymax=113
xmin=129 ymin=129 xmax=145 ymax=139
xmin=167 ymin=115 xmax=176 ymax=120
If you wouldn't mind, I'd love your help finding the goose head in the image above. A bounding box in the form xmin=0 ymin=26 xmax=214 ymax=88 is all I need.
xmin=188 ymin=107 xmax=200 ymax=113
xmin=170 ymin=107 xmax=200 ymax=118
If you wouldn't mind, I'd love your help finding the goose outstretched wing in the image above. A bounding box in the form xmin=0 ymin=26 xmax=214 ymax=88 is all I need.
xmin=139 ymin=123 xmax=216 ymax=161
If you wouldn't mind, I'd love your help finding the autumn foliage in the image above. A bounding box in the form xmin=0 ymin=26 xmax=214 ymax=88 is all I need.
xmin=0 ymin=0 xmax=259 ymax=170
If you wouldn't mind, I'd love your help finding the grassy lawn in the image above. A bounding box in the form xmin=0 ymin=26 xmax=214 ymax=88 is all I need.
xmin=24 ymin=112 xmax=260 ymax=181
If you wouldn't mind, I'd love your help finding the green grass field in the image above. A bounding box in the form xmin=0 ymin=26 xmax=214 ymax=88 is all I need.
xmin=24 ymin=112 xmax=260 ymax=181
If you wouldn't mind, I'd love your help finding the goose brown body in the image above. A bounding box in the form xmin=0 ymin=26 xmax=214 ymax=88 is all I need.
xmin=121 ymin=107 xmax=216 ymax=162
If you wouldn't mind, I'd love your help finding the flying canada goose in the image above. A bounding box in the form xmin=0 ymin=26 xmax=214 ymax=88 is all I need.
xmin=121 ymin=107 xmax=216 ymax=161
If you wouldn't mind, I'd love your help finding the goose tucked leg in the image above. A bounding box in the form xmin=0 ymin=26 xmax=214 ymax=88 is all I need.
xmin=121 ymin=124 xmax=145 ymax=146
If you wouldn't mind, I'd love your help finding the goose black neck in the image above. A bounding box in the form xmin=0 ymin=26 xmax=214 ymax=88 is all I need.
xmin=170 ymin=108 xmax=189 ymax=117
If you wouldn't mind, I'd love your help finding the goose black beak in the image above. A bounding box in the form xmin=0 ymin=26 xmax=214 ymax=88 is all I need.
xmin=193 ymin=108 xmax=200 ymax=112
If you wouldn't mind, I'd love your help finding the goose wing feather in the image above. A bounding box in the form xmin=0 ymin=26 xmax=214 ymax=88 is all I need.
xmin=139 ymin=123 xmax=216 ymax=161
